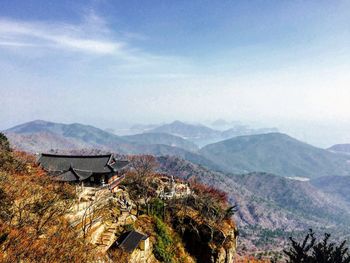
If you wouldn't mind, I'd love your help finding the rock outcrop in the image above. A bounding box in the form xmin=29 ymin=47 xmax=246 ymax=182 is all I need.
xmin=174 ymin=215 xmax=237 ymax=263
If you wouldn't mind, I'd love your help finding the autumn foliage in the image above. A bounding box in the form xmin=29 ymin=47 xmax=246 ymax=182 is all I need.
xmin=235 ymin=256 xmax=271 ymax=263
xmin=188 ymin=179 xmax=237 ymax=223
xmin=0 ymin=133 xmax=98 ymax=262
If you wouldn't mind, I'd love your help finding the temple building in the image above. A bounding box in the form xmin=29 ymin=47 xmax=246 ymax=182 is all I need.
xmin=37 ymin=153 xmax=129 ymax=186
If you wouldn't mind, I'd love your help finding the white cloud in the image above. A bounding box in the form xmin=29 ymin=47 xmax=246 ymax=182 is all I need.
xmin=0 ymin=17 xmax=123 ymax=54
xmin=0 ymin=41 xmax=38 ymax=47
xmin=0 ymin=14 xmax=192 ymax=74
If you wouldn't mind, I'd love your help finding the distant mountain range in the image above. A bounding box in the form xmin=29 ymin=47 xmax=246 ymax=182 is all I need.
xmin=5 ymin=120 xmax=136 ymax=153
xmin=4 ymin=120 xmax=220 ymax=170
xmin=123 ymin=132 xmax=198 ymax=152
xmin=5 ymin=120 xmax=190 ymax=153
xmin=147 ymin=120 xmax=221 ymax=146
xmin=200 ymin=133 xmax=350 ymax=178
xmin=146 ymin=120 xmax=278 ymax=146
xmin=4 ymin=120 xmax=350 ymax=179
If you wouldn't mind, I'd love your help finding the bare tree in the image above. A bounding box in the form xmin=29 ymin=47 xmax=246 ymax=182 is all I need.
xmin=127 ymin=155 xmax=158 ymax=214
xmin=129 ymin=155 xmax=158 ymax=179
xmin=80 ymin=191 xmax=113 ymax=240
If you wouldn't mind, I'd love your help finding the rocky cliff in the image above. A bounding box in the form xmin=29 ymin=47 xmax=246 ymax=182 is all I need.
xmin=176 ymin=214 xmax=237 ymax=263
xmin=117 ymin=164 xmax=238 ymax=263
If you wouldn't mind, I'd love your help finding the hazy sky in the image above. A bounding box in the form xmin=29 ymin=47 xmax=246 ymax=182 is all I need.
xmin=1 ymin=0 xmax=350 ymax=146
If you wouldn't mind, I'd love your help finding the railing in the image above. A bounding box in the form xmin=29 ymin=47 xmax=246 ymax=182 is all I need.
xmin=107 ymin=175 xmax=125 ymax=191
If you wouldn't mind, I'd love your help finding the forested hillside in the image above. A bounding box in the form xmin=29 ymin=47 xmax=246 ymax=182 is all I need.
xmin=157 ymin=156 xmax=350 ymax=258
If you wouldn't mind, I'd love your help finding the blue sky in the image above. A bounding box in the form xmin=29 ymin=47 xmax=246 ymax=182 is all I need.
xmin=1 ymin=0 xmax=350 ymax=146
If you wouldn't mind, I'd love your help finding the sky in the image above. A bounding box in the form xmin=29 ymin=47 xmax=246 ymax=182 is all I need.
xmin=1 ymin=0 xmax=350 ymax=146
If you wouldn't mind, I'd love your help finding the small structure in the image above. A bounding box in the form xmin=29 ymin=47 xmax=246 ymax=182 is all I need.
xmin=158 ymin=174 xmax=191 ymax=200
xmin=114 ymin=230 xmax=149 ymax=253
xmin=38 ymin=153 xmax=129 ymax=186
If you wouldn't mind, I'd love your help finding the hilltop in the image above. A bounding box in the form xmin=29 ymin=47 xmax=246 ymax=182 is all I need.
xmin=147 ymin=120 xmax=221 ymax=145
xmin=0 ymin=134 xmax=238 ymax=263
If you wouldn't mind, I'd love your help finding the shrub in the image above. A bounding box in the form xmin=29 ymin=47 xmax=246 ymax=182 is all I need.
xmin=150 ymin=198 xmax=165 ymax=218
xmin=153 ymin=217 xmax=174 ymax=263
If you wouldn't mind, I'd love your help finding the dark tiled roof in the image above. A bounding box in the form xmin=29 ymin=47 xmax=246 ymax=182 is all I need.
xmin=38 ymin=154 xmax=114 ymax=173
xmin=52 ymin=168 xmax=93 ymax=182
xmin=38 ymin=154 xmax=129 ymax=182
xmin=72 ymin=168 xmax=93 ymax=180
xmin=53 ymin=170 xmax=79 ymax=182
xmin=109 ymin=160 xmax=130 ymax=171
xmin=117 ymin=231 xmax=148 ymax=253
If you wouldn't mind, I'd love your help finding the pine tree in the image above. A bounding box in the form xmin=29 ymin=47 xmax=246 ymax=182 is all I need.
xmin=284 ymin=229 xmax=350 ymax=263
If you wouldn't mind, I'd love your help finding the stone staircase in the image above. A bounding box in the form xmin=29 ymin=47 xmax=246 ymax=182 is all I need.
xmin=94 ymin=222 xmax=118 ymax=251
xmin=68 ymin=187 xmax=139 ymax=252
xmin=80 ymin=187 xmax=99 ymax=202
xmin=94 ymin=208 xmax=137 ymax=251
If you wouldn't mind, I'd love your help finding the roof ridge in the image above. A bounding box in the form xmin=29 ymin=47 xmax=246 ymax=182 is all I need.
xmin=72 ymin=167 xmax=93 ymax=173
xmin=40 ymin=153 xmax=113 ymax=158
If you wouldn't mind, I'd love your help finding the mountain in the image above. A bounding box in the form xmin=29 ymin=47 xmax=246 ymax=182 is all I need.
xmin=147 ymin=120 xmax=220 ymax=145
xmin=5 ymin=120 xmax=137 ymax=153
xmin=122 ymin=132 xmax=198 ymax=152
xmin=157 ymin=156 xmax=350 ymax=253
xmin=231 ymin=172 xmax=350 ymax=222
xmin=111 ymin=123 xmax=160 ymax=135
xmin=147 ymin=120 xmax=279 ymax=147
xmin=328 ymin=144 xmax=350 ymax=154
xmin=158 ymin=156 xmax=350 ymax=227
xmin=7 ymin=121 xmax=350 ymax=180
xmin=3 ymin=131 xmax=96 ymax=153
xmin=221 ymin=126 xmax=278 ymax=138
xmin=4 ymin=121 xmax=207 ymax=161
xmin=200 ymin=133 xmax=350 ymax=178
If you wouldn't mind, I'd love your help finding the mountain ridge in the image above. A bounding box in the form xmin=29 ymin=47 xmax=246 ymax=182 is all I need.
xmin=6 ymin=120 xmax=350 ymax=179
xmin=147 ymin=120 xmax=278 ymax=146
xmin=4 ymin=121 xmax=213 ymax=166
xmin=122 ymin=132 xmax=198 ymax=152
xmin=328 ymin=144 xmax=350 ymax=154
xmin=199 ymin=132 xmax=350 ymax=178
